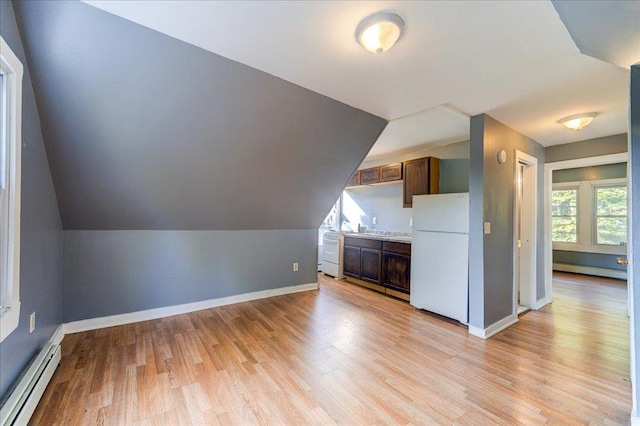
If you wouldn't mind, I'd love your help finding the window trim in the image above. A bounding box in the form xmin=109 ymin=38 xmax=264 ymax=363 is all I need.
xmin=552 ymin=178 xmax=627 ymax=256
xmin=592 ymin=182 xmax=627 ymax=247
xmin=0 ymin=36 xmax=23 ymax=342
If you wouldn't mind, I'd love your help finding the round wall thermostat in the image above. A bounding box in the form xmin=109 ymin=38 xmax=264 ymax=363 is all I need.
xmin=497 ymin=150 xmax=507 ymax=164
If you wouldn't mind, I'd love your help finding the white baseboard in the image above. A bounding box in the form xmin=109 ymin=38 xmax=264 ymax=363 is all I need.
xmin=64 ymin=282 xmax=318 ymax=334
xmin=50 ymin=324 xmax=65 ymax=345
xmin=553 ymin=263 xmax=627 ymax=280
xmin=468 ymin=314 xmax=518 ymax=339
xmin=532 ymin=296 xmax=551 ymax=310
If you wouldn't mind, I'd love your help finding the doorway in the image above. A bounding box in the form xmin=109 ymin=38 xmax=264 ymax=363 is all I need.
xmin=543 ymin=152 xmax=629 ymax=305
xmin=514 ymin=150 xmax=538 ymax=316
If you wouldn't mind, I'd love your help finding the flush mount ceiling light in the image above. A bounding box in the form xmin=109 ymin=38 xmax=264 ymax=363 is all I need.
xmin=557 ymin=112 xmax=598 ymax=131
xmin=356 ymin=12 xmax=404 ymax=55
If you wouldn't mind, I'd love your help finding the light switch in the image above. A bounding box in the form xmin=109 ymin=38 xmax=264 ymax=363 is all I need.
xmin=484 ymin=222 xmax=491 ymax=234
xmin=372 ymin=216 xmax=377 ymax=225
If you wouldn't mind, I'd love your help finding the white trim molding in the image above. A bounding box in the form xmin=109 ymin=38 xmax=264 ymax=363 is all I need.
xmin=468 ymin=314 xmax=519 ymax=339
xmin=513 ymin=150 xmax=538 ymax=318
xmin=0 ymin=36 xmax=24 ymax=343
xmin=65 ymin=282 xmax=319 ymax=334
xmin=553 ymin=262 xmax=627 ymax=280
xmin=50 ymin=324 xmax=65 ymax=346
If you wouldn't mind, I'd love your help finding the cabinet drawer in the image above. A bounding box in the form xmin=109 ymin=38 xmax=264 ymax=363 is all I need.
xmin=344 ymin=237 xmax=382 ymax=250
xmin=360 ymin=167 xmax=381 ymax=185
xmin=380 ymin=163 xmax=402 ymax=182
xmin=383 ymin=241 xmax=411 ymax=256
xmin=346 ymin=170 xmax=361 ymax=187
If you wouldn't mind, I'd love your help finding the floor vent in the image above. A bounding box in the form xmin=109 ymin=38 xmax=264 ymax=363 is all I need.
xmin=0 ymin=343 xmax=61 ymax=426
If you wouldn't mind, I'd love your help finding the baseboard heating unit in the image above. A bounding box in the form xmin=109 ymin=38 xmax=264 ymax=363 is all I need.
xmin=0 ymin=343 xmax=61 ymax=426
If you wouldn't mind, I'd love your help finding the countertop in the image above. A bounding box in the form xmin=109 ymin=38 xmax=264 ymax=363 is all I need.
xmin=342 ymin=231 xmax=412 ymax=244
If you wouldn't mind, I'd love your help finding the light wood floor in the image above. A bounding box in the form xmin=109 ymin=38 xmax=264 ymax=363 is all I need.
xmin=31 ymin=272 xmax=631 ymax=425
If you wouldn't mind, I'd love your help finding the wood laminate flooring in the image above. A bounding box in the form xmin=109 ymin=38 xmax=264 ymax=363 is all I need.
xmin=31 ymin=272 xmax=631 ymax=424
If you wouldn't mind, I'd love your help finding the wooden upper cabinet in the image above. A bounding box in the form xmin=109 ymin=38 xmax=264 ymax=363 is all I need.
xmin=346 ymin=170 xmax=361 ymax=188
xmin=403 ymin=157 xmax=440 ymax=207
xmin=360 ymin=167 xmax=381 ymax=185
xmin=380 ymin=163 xmax=403 ymax=182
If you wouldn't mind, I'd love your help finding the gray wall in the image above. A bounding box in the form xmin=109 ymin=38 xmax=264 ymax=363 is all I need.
xmin=345 ymin=182 xmax=411 ymax=233
xmin=12 ymin=1 xmax=385 ymax=332
xmin=63 ymin=230 xmax=317 ymax=322
xmin=553 ymin=250 xmax=626 ymax=271
xmin=551 ymin=1 xmax=640 ymax=69
xmin=553 ymin=162 xmax=626 ymax=183
xmin=0 ymin=1 xmax=63 ymax=398
xmin=545 ymin=133 xmax=627 ymax=163
xmin=629 ymin=64 xmax=639 ymax=418
xmin=14 ymin=0 xmax=386 ymax=230
xmin=346 ymin=142 xmax=470 ymax=233
xmin=468 ymin=114 xmax=546 ymax=329
xmin=552 ymin=162 xmax=627 ymax=272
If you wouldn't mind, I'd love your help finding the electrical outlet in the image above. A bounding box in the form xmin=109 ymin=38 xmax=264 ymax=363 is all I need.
xmin=29 ymin=312 xmax=36 ymax=333
xmin=484 ymin=222 xmax=491 ymax=235
xmin=372 ymin=216 xmax=377 ymax=225
xmin=293 ymin=262 xmax=299 ymax=272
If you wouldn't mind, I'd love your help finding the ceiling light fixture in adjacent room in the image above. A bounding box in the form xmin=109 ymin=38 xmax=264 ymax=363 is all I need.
xmin=356 ymin=12 xmax=404 ymax=55
xmin=557 ymin=112 xmax=598 ymax=131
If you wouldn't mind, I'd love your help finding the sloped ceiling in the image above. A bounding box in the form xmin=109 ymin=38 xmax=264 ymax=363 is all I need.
xmin=82 ymin=1 xmax=632 ymax=148
xmin=14 ymin=1 xmax=386 ymax=230
xmin=552 ymin=0 xmax=640 ymax=70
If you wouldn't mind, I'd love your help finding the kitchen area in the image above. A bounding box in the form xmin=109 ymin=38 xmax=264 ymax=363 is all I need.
xmin=319 ymin=140 xmax=471 ymax=324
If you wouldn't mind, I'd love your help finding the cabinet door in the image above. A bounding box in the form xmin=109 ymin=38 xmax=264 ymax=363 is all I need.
xmin=403 ymin=157 xmax=440 ymax=207
xmin=346 ymin=170 xmax=360 ymax=188
xmin=380 ymin=163 xmax=403 ymax=182
xmin=383 ymin=253 xmax=411 ymax=293
xmin=343 ymin=246 xmax=361 ymax=278
xmin=360 ymin=167 xmax=381 ymax=185
xmin=361 ymin=249 xmax=382 ymax=284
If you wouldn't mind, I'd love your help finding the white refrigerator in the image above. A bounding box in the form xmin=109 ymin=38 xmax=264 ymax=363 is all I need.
xmin=411 ymin=193 xmax=469 ymax=324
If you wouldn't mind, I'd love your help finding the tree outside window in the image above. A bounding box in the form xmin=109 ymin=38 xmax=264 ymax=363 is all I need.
xmin=552 ymin=188 xmax=578 ymax=243
xmin=595 ymin=186 xmax=627 ymax=245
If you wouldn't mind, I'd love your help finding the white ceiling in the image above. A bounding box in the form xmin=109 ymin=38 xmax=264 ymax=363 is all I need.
xmin=84 ymin=0 xmax=636 ymax=155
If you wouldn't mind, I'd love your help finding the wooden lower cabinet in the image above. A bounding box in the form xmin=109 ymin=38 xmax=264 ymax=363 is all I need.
xmin=343 ymin=246 xmax=361 ymax=278
xmin=361 ymin=248 xmax=382 ymax=284
xmin=343 ymin=237 xmax=382 ymax=286
xmin=343 ymin=237 xmax=411 ymax=300
xmin=382 ymin=241 xmax=411 ymax=295
xmin=383 ymin=252 xmax=410 ymax=293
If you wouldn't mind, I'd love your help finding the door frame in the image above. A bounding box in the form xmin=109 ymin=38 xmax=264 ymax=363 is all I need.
xmin=513 ymin=150 xmax=538 ymax=316
xmin=543 ymin=152 xmax=628 ymax=306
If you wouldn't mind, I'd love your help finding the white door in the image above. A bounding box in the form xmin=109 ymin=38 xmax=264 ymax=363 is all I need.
xmin=514 ymin=150 xmax=538 ymax=313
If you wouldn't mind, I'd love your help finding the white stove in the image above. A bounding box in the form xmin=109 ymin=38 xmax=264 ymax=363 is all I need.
xmin=321 ymin=231 xmax=344 ymax=278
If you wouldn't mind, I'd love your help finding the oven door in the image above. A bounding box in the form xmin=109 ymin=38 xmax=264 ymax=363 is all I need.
xmin=322 ymin=237 xmax=340 ymax=264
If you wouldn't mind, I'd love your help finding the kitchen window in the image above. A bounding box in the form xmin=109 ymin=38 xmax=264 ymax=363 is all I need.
xmin=0 ymin=36 xmax=23 ymax=342
xmin=552 ymin=178 xmax=627 ymax=255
